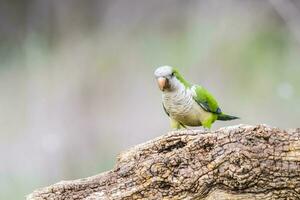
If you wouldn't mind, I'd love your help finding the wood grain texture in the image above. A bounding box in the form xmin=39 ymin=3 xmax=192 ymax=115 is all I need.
xmin=27 ymin=124 xmax=300 ymax=200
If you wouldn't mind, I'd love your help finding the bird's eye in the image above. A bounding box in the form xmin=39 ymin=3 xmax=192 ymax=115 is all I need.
xmin=171 ymin=72 xmax=174 ymax=77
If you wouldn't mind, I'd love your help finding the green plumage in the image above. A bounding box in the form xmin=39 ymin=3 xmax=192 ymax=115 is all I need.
xmin=192 ymin=85 xmax=221 ymax=114
xmin=155 ymin=66 xmax=239 ymax=129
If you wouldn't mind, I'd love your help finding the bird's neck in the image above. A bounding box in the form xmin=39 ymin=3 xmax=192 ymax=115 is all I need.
xmin=164 ymin=82 xmax=185 ymax=94
xmin=173 ymin=71 xmax=191 ymax=89
xmin=163 ymin=83 xmax=191 ymax=102
xmin=162 ymin=84 xmax=194 ymax=116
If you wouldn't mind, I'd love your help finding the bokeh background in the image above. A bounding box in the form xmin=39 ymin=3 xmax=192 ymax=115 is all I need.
xmin=1 ymin=0 xmax=300 ymax=199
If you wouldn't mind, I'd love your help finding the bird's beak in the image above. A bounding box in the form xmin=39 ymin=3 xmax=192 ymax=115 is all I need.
xmin=157 ymin=77 xmax=168 ymax=91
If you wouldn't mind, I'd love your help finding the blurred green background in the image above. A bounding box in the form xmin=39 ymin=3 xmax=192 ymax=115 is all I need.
xmin=1 ymin=0 xmax=300 ymax=199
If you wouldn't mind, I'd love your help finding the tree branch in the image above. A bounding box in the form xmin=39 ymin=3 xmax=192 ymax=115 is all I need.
xmin=27 ymin=124 xmax=300 ymax=200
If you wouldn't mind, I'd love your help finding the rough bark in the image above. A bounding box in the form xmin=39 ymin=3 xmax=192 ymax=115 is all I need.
xmin=27 ymin=124 xmax=300 ymax=200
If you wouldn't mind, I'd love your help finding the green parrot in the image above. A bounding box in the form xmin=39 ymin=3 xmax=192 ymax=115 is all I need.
xmin=154 ymin=66 xmax=239 ymax=129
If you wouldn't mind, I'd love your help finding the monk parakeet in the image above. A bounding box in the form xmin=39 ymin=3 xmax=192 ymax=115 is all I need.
xmin=154 ymin=66 xmax=239 ymax=129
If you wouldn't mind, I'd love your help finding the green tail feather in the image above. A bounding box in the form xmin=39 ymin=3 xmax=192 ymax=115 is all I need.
xmin=217 ymin=113 xmax=239 ymax=121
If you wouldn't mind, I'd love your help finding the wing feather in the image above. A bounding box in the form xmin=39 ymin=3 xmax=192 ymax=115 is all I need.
xmin=191 ymin=85 xmax=222 ymax=114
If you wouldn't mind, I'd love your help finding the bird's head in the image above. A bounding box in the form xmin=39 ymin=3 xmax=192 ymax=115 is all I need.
xmin=154 ymin=65 xmax=190 ymax=92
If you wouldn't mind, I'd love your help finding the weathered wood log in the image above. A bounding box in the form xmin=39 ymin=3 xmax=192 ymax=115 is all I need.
xmin=27 ymin=124 xmax=300 ymax=200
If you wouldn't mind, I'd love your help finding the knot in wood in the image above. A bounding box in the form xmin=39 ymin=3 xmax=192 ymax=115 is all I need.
xmin=224 ymin=153 xmax=260 ymax=189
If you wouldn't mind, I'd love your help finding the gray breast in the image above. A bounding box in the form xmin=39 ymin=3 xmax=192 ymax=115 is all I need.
xmin=163 ymin=89 xmax=194 ymax=117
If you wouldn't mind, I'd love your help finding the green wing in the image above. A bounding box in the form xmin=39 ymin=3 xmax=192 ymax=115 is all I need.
xmin=192 ymin=85 xmax=222 ymax=114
